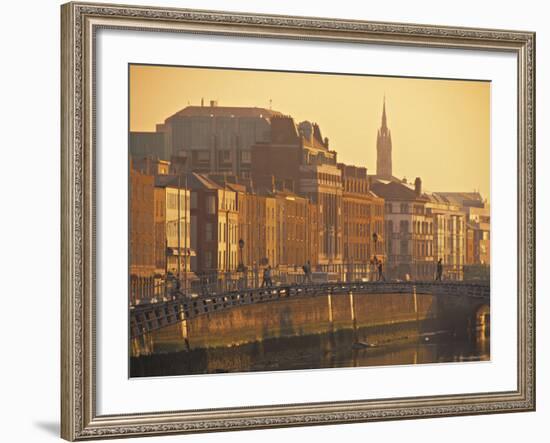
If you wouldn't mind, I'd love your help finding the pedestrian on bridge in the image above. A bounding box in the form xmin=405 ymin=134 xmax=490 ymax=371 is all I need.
xmin=436 ymin=259 xmax=443 ymax=281
xmin=262 ymin=266 xmax=273 ymax=288
xmin=303 ymin=260 xmax=313 ymax=284
xmin=377 ymin=261 xmax=386 ymax=281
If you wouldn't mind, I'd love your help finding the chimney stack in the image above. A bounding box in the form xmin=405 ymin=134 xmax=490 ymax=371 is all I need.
xmin=414 ymin=177 xmax=422 ymax=196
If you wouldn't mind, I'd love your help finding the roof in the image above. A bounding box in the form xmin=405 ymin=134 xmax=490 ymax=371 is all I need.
xmin=427 ymin=193 xmax=449 ymax=204
xmin=155 ymin=173 xmax=224 ymax=191
xmin=188 ymin=173 xmax=224 ymax=191
xmin=166 ymin=105 xmax=282 ymax=121
xmin=207 ymin=174 xmax=255 ymax=193
xmin=434 ymin=192 xmax=484 ymax=207
xmin=369 ymin=174 xmax=405 ymax=184
xmin=370 ymin=180 xmax=429 ymax=202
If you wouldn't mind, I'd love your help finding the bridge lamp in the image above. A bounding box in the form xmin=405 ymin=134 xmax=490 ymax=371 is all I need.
xmin=238 ymin=238 xmax=245 ymax=272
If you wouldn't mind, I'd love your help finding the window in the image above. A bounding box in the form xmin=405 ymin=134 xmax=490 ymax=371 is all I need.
xmin=400 ymin=220 xmax=409 ymax=233
xmin=400 ymin=203 xmax=409 ymax=214
xmin=240 ymin=151 xmax=251 ymax=163
xmin=167 ymin=193 xmax=178 ymax=209
xmin=400 ymin=240 xmax=408 ymax=255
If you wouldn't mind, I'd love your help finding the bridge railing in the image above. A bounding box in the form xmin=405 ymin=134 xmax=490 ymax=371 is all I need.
xmin=129 ymin=280 xmax=490 ymax=339
xmin=130 ymin=263 xmax=490 ymax=306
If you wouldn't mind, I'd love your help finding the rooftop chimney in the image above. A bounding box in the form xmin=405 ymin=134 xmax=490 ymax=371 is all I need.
xmin=201 ymin=98 xmax=204 ymax=107
xmin=414 ymin=177 xmax=422 ymax=196
xmin=210 ymin=100 xmax=217 ymax=107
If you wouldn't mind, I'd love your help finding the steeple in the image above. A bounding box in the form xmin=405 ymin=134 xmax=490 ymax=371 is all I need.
xmin=381 ymin=95 xmax=387 ymax=130
xmin=376 ymin=96 xmax=393 ymax=178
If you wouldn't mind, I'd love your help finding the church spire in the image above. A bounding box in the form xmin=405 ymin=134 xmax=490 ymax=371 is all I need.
xmin=376 ymin=95 xmax=393 ymax=178
xmin=381 ymin=95 xmax=387 ymax=129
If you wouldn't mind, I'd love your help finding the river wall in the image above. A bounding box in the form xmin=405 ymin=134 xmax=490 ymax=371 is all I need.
xmin=148 ymin=291 xmax=441 ymax=351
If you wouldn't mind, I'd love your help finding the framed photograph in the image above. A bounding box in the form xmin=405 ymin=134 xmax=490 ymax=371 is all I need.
xmin=61 ymin=1 xmax=536 ymax=440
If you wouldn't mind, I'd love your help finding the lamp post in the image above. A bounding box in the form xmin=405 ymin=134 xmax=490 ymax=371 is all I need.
xmin=237 ymin=238 xmax=245 ymax=272
xmin=237 ymin=238 xmax=246 ymax=288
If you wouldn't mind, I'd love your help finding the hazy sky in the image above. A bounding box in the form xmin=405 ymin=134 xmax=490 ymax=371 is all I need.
xmin=130 ymin=64 xmax=490 ymax=199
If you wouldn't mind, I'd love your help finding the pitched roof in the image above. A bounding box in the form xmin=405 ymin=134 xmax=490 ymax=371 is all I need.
xmin=155 ymin=173 xmax=224 ymax=191
xmin=434 ymin=192 xmax=484 ymax=207
xmin=370 ymin=180 xmax=429 ymax=202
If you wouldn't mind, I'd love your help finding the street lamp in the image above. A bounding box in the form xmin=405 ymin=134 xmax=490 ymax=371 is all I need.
xmin=237 ymin=238 xmax=245 ymax=272
xmin=237 ymin=238 xmax=247 ymax=289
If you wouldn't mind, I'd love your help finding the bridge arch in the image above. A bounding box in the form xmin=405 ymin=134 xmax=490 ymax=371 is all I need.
xmin=474 ymin=303 xmax=490 ymax=329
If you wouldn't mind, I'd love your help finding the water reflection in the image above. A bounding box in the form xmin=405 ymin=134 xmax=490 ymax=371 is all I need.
xmin=130 ymin=324 xmax=490 ymax=378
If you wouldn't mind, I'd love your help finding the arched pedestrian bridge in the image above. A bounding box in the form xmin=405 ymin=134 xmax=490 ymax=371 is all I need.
xmin=130 ymin=280 xmax=489 ymax=340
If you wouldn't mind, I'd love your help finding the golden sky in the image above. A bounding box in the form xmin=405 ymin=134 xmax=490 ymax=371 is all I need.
xmin=130 ymin=64 xmax=490 ymax=200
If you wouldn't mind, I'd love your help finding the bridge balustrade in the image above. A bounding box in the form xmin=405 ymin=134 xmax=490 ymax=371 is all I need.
xmin=130 ymin=280 xmax=490 ymax=339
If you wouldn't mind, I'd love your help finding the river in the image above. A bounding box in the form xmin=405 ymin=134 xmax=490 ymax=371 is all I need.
xmin=130 ymin=322 xmax=489 ymax=377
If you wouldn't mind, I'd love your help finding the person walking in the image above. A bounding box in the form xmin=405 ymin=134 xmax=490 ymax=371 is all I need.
xmin=377 ymin=261 xmax=386 ymax=281
xmin=262 ymin=265 xmax=273 ymax=288
xmin=303 ymin=260 xmax=313 ymax=284
xmin=436 ymin=258 xmax=443 ymax=281
xmin=261 ymin=266 xmax=269 ymax=288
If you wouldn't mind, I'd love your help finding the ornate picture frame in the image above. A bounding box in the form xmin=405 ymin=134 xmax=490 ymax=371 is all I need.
xmin=61 ymin=2 xmax=535 ymax=440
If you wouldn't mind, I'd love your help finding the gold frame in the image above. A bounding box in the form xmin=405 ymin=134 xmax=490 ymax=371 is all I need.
xmin=61 ymin=2 xmax=536 ymax=440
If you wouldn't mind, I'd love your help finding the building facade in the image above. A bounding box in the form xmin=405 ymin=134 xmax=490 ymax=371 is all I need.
xmin=372 ymin=178 xmax=435 ymax=280
xmin=435 ymin=192 xmax=490 ymax=279
xmin=339 ymin=164 xmax=385 ymax=280
xmin=426 ymin=195 xmax=465 ymax=280
xmin=252 ymin=116 xmax=343 ymax=271
xmin=273 ymin=190 xmax=319 ymax=270
xmin=129 ymin=165 xmax=156 ymax=303
xmin=157 ymin=102 xmax=282 ymax=177
xmin=130 ymin=131 xmax=167 ymax=161
xmin=188 ymin=173 xmax=239 ymax=279
xmin=154 ymin=177 xmax=192 ymax=285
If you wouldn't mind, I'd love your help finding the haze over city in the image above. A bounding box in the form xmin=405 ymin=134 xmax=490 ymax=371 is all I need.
xmin=129 ymin=63 xmax=492 ymax=376
xmin=130 ymin=64 xmax=490 ymax=199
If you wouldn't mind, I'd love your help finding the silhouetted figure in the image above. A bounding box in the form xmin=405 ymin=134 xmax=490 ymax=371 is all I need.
xmin=303 ymin=260 xmax=313 ymax=284
xmin=377 ymin=261 xmax=386 ymax=281
xmin=436 ymin=259 xmax=443 ymax=281
xmin=371 ymin=256 xmax=379 ymax=281
xmin=262 ymin=266 xmax=273 ymax=288
xmin=200 ymin=275 xmax=208 ymax=297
